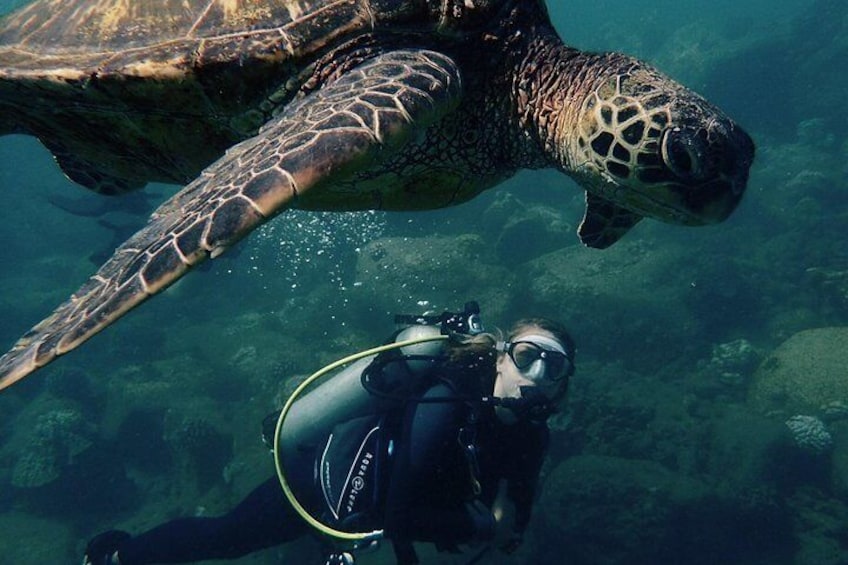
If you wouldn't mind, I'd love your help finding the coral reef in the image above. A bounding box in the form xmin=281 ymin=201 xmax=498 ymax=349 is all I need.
xmin=10 ymin=449 xmax=59 ymax=489
xmin=786 ymin=415 xmax=834 ymax=456
xmin=706 ymin=338 xmax=762 ymax=387
xmin=163 ymin=407 xmax=234 ymax=499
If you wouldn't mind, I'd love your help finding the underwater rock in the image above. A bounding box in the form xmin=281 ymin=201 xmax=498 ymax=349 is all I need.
xmin=566 ymin=367 xmax=657 ymax=458
xmin=43 ymin=365 xmax=98 ymax=408
xmin=9 ymin=407 xmax=95 ymax=489
xmin=749 ymin=327 xmax=848 ymax=416
xmin=224 ymin=314 xmax=307 ymax=382
xmin=790 ymin=488 xmax=848 ymax=565
xmin=0 ymin=512 xmax=74 ymax=562
xmin=99 ymin=357 xmax=227 ymax=438
xmin=537 ymin=454 xmax=706 ymax=565
xmin=350 ymin=234 xmax=516 ymax=325
xmin=805 ymin=265 xmax=848 ymax=312
xmin=522 ymin=239 xmax=701 ymax=368
xmin=827 ymin=420 xmax=848 ymax=500
xmin=750 ymin=112 xmax=844 ymax=242
xmin=821 ymin=401 xmax=848 ymax=422
xmin=99 ymin=364 xmax=175 ymax=438
xmin=479 ymin=192 xmax=573 ymax=265
xmin=536 ymin=454 xmax=792 ymax=565
xmin=706 ymin=406 xmax=794 ymax=490
xmin=786 ymin=415 xmax=834 ymax=456
xmin=229 ymin=345 xmax=259 ymax=373
xmin=165 ymin=415 xmax=223 ymax=458
xmin=660 ymin=18 xmax=758 ymax=86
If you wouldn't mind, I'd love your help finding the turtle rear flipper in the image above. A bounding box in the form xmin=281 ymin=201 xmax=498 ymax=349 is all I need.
xmin=44 ymin=139 xmax=147 ymax=195
xmin=0 ymin=111 xmax=22 ymax=135
xmin=0 ymin=49 xmax=463 ymax=390
xmin=0 ymin=100 xmax=162 ymax=194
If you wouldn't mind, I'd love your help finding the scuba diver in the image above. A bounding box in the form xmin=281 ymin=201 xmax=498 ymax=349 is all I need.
xmin=84 ymin=303 xmax=575 ymax=565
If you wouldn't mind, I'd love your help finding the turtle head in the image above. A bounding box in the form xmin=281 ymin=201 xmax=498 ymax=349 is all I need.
xmin=553 ymin=54 xmax=755 ymax=248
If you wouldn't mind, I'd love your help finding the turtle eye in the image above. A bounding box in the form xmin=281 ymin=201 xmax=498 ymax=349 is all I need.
xmin=661 ymin=128 xmax=706 ymax=181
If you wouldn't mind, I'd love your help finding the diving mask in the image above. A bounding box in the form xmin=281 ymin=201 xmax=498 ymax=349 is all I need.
xmin=496 ymin=334 xmax=572 ymax=383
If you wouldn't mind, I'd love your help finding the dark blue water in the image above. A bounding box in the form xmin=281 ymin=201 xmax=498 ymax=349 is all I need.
xmin=1 ymin=1 xmax=845 ymax=563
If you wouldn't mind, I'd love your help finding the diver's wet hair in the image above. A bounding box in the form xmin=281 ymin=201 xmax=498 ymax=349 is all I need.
xmin=446 ymin=331 xmax=497 ymax=366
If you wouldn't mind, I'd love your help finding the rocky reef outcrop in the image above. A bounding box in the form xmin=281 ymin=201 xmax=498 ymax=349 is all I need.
xmin=749 ymin=327 xmax=848 ymax=416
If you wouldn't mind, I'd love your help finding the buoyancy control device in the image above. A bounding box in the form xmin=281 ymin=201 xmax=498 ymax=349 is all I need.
xmin=271 ymin=302 xmax=484 ymax=543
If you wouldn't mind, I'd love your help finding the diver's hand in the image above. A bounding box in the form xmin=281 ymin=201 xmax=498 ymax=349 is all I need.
xmin=462 ymin=499 xmax=497 ymax=546
xmin=491 ymin=480 xmax=522 ymax=554
xmin=82 ymin=530 xmax=130 ymax=565
xmin=324 ymin=551 xmax=355 ymax=565
xmin=498 ymin=532 xmax=523 ymax=555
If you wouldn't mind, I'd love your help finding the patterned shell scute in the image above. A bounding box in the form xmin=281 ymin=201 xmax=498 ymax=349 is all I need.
xmin=0 ymin=0 xmax=422 ymax=54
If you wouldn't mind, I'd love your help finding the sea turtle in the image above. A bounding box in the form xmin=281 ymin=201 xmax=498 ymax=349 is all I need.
xmin=0 ymin=0 xmax=754 ymax=389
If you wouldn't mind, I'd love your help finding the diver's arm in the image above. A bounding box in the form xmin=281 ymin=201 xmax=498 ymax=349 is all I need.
xmin=382 ymin=383 xmax=495 ymax=545
xmin=506 ymin=423 xmax=549 ymax=533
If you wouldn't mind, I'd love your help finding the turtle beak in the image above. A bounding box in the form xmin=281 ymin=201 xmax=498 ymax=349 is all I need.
xmin=710 ymin=121 xmax=755 ymax=221
xmin=669 ymin=119 xmax=755 ymax=225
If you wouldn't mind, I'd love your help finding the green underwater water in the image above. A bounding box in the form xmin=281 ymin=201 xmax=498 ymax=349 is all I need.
xmin=1 ymin=0 xmax=847 ymax=563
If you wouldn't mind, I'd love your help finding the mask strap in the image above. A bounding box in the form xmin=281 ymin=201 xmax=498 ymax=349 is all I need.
xmin=512 ymin=334 xmax=566 ymax=354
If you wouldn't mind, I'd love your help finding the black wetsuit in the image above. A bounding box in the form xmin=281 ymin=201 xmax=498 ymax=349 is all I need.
xmin=116 ymin=381 xmax=549 ymax=564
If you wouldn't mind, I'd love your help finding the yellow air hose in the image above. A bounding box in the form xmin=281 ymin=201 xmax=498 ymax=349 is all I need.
xmin=273 ymin=333 xmax=449 ymax=542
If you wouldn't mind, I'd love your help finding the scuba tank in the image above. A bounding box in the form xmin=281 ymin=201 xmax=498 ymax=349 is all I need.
xmin=276 ymin=323 xmax=446 ymax=456
xmin=272 ymin=302 xmax=484 ymax=543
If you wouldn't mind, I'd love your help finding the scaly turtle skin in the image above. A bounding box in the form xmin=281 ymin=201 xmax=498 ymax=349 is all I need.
xmin=0 ymin=0 xmax=754 ymax=389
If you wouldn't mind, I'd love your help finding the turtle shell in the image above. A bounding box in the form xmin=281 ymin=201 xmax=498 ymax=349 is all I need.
xmin=0 ymin=0 xmax=432 ymax=68
xmin=0 ymin=0 xmax=435 ymax=190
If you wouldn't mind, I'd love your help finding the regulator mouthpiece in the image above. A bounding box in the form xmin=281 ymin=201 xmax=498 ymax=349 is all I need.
xmin=490 ymin=386 xmax=555 ymax=423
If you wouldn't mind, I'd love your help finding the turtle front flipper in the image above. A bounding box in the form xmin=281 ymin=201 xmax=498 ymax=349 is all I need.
xmin=0 ymin=49 xmax=463 ymax=390
xmin=578 ymin=193 xmax=644 ymax=249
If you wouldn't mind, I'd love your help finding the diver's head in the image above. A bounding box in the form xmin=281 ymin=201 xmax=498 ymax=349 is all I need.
xmin=493 ymin=318 xmax=575 ymax=424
